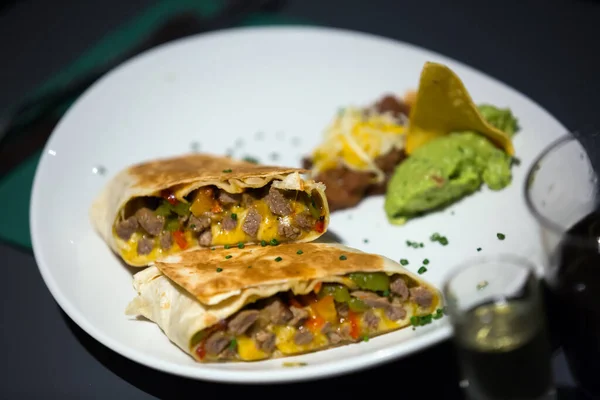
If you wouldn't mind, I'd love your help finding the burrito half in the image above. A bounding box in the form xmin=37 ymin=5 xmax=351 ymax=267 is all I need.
xmin=125 ymin=242 xmax=443 ymax=362
xmin=90 ymin=154 xmax=329 ymax=267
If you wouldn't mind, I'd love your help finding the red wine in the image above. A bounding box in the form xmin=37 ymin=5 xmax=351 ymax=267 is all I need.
xmin=544 ymin=209 xmax=600 ymax=398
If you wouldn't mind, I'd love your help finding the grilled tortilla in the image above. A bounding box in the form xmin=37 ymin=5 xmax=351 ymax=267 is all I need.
xmin=90 ymin=154 xmax=330 ymax=267
xmin=125 ymin=242 xmax=443 ymax=362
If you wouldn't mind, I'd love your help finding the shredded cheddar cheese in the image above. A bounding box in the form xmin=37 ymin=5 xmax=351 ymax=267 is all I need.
xmin=310 ymin=106 xmax=407 ymax=182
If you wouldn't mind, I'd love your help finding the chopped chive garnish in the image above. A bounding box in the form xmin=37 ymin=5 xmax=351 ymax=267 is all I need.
xmin=275 ymin=256 xmax=283 ymax=262
xmin=211 ymin=247 xmax=216 ymax=250
xmin=411 ymin=314 xmax=435 ymax=327
xmin=418 ymin=267 xmax=427 ymax=274
xmin=229 ymin=338 xmax=237 ymax=349
xmin=225 ymin=255 xmax=232 ymax=259
xmin=400 ymin=259 xmax=409 ymax=266
xmin=339 ymin=255 xmax=347 ymax=261
xmin=497 ymin=233 xmax=506 ymax=240
xmin=363 ymin=239 xmax=369 ymax=244
xmin=270 ymin=239 xmax=279 ymax=246
xmin=231 ymin=213 xmax=237 ymax=221
xmin=362 ymin=335 xmax=369 ymax=342
xmin=296 ymin=250 xmax=304 ymax=255
xmin=247 ymin=266 xmax=252 ymax=269
xmin=190 ymin=224 xmax=196 ymax=229
xmin=224 ymin=244 xmax=231 ymax=249
xmin=423 ymin=259 xmax=429 ymax=265
xmin=237 ymin=242 xmax=244 ymax=249
xmin=216 ymin=268 xmax=223 ymax=272
xmin=382 ymin=290 xmax=390 ymax=297
xmin=477 ymin=247 xmax=482 ymax=252
xmin=243 ymin=156 xmax=259 ymax=164
xmin=223 ymin=169 xmax=232 ymax=173
xmin=260 ymin=240 xmax=267 ymax=247
xmin=430 ymin=232 xmax=449 ymax=246
xmin=406 ymin=240 xmax=424 ymax=249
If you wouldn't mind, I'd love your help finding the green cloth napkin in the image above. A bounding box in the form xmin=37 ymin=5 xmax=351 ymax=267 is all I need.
xmin=0 ymin=0 xmax=314 ymax=249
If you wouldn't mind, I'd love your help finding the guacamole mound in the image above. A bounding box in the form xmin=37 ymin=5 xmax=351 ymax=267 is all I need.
xmin=384 ymin=106 xmax=518 ymax=225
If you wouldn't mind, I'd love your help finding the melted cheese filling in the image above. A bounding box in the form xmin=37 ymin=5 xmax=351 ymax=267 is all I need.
xmin=194 ymin=285 xmax=440 ymax=362
xmin=115 ymin=194 xmax=323 ymax=265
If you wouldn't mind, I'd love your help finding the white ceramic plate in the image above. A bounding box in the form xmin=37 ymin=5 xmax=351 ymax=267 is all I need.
xmin=30 ymin=26 xmax=568 ymax=383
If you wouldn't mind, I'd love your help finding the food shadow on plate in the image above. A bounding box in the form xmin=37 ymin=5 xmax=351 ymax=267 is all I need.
xmin=58 ymin=308 xmax=463 ymax=398
xmin=312 ymin=229 xmax=344 ymax=244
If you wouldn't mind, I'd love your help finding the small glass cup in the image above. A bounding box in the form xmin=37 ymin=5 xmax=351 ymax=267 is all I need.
xmin=525 ymin=134 xmax=600 ymax=398
xmin=443 ymin=255 xmax=556 ymax=400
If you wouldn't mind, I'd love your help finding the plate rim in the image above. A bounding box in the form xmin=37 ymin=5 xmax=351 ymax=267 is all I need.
xmin=29 ymin=24 xmax=567 ymax=383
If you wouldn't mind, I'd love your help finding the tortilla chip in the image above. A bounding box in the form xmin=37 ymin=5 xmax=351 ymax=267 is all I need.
xmin=405 ymin=62 xmax=514 ymax=156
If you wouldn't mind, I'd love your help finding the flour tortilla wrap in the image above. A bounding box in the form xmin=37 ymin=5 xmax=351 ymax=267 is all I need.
xmin=90 ymin=154 xmax=330 ymax=267
xmin=125 ymin=242 xmax=443 ymax=362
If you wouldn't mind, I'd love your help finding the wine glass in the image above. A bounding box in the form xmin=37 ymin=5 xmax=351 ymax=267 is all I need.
xmin=524 ymin=134 xmax=600 ymax=399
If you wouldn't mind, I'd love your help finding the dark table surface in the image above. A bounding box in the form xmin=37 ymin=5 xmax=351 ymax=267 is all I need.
xmin=1 ymin=0 xmax=599 ymax=398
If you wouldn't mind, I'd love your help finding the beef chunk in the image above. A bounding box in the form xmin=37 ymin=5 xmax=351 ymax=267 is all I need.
xmin=410 ymin=287 xmax=434 ymax=308
xmin=289 ymin=307 xmax=309 ymax=327
xmin=135 ymin=207 xmax=165 ymax=236
xmin=228 ymin=310 xmax=260 ymax=335
xmin=137 ymin=237 xmax=154 ymax=255
xmin=293 ymin=330 xmax=314 ymax=345
xmin=351 ymin=291 xmax=391 ymax=309
xmin=242 ymin=208 xmax=261 ymax=237
xmin=320 ymin=322 xmax=333 ymax=334
xmin=363 ymin=310 xmax=380 ymax=331
xmin=295 ymin=213 xmax=314 ymax=231
xmin=327 ymin=331 xmax=343 ymax=344
xmin=390 ymin=277 xmax=409 ymax=301
xmin=221 ymin=216 xmax=237 ymax=231
xmin=277 ymin=222 xmax=301 ymax=239
xmin=385 ymin=304 xmax=407 ymax=321
xmin=339 ymin=325 xmax=352 ymax=341
xmin=336 ymin=302 xmax=349 ymax=318
xmin=254 ymin=330 xmax=276 ymax=353
xmin=188 ymin=214 xmax=211 ymax=232
xmin=198 ymin=230 xmax=212 ymax=247
xmin=241 ymin=193 xmax=258 ymax=207
xmin=218 ymin=191 xmax=241 ymax=205
xmin=321 ymin=323 xmax=343 ymax=344
xmin=219 ymin=347 xmax=237 ymax=360
xmin=159 ymin=232 xmax=173 ymax=250
xmin=263 ymin=299 xmax=292 ymax=325
xmin=115 ymin=216 xmax=138 ymax=240
xmin=205 ymin=331 xmax=231 ymax=356
xmin=265 ymin=186 xmax=292 ymax=216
